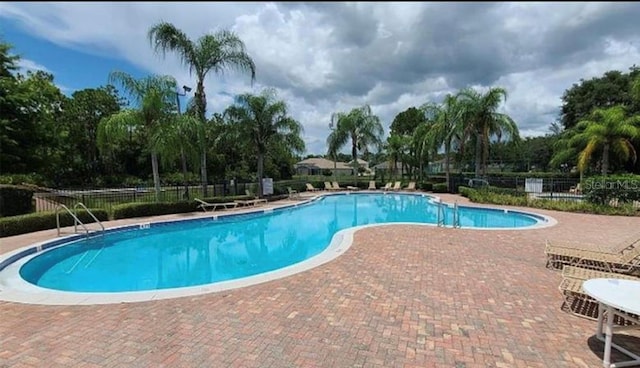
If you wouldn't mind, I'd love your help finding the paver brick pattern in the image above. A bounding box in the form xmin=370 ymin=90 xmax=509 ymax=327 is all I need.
xmin=1 ymin=194 xmax=639 ymax=367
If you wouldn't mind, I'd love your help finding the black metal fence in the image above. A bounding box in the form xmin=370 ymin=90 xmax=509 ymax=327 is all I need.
xmin=33 ymin=181 xmax=269 ymax=213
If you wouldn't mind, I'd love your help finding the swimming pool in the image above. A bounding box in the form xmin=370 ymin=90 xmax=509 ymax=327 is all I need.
xmin=0 ymin=193 xmax=553 ymax=304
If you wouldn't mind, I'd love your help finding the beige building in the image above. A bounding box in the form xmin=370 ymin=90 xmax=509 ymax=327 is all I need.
xmin=294 ymin=158 xmax=354 ymax=176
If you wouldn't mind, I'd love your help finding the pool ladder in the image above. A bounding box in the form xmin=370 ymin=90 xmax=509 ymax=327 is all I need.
xmin=436 ymin=200 xmax=461 ymax=228
xmin=56 ymin=202 xmax=104 ymax=237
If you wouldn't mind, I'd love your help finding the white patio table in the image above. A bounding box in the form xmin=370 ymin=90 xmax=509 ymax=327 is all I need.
xmin=583 ymin=278 xmax=640 ymax=368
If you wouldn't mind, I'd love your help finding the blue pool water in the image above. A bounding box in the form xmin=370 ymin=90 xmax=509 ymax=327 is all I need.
xmin=20 ymin=193 xmax=542 ymax=293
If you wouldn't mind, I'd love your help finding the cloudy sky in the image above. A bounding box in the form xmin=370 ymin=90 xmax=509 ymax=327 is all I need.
xmin=1 ymin=2 xmax=639 ymax=154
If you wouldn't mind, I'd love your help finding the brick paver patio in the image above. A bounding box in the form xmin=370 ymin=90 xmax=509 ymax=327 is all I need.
xmin=1 ymin=193 xmax=639 ymax=367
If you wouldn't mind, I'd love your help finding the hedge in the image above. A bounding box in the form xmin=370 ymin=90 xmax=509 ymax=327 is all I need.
xmin=0 ymin=209 xmax=109 ymax=238
xmin=0 ymin=185 xmax=35 ymax=217
xmin=111 ymin=195 xmax=256 ymax=219
xmin=432 ymin=183 xmax=448 ymax=193
xmin=459 ymin=186 xmax=640 ymax=216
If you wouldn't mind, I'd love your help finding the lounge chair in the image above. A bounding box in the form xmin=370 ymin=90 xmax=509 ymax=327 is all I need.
xmin=287 ymin=187 xmax=300 ymax=199
xmin=195 ymin=198 xmax=238 ymax=212
xmin=368 ymin=181 xmax=376 ymax=190
xmin=544 ymin=234 xmax=640 ymax=273
xmin=405 ymin=182 xmax=416 ymax=191
xmin=382 ymin=182 xmax=393 ymax=191
xmin=569 ymin=183 xmax=582 ymax=194
xmin=391 ymin=181 xmax=401 ymax=191
xmin=234 ymin=190 xmax=268 ymax=207
xmin=324 ymin=181 xmax=335 ymax=191
xmin=558 ymin=265 xmax=640 ymax=320
xmin=306 ymin=183 xmax=320 ymax=192
xmin=332 ymin=181 xmax=344 ymax=191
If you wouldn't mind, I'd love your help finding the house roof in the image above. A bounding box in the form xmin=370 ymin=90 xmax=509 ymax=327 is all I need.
xmin=347 ymin=158 xmax=369 ymax=166
xmin=295 ymin=157 xmax=352 ymax=170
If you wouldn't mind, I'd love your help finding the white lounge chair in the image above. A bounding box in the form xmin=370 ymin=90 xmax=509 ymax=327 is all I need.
xmin=306 ymin=183 xmax=320 ymax=192
xmin=234 ymin=190 xmax=268 ymax=207
xmin=287 ymin=187 xmax=301 ymax=199
xmin=368 ymin=181 xmax=376 ymax=190
xmin=195 ymin=198 xmax=238 ymax=212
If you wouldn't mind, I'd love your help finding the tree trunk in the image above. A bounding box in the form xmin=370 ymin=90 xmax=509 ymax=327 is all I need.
xmin=352 ymin=138 xmax=358 ymax=187
xmin=445 ymin=142 xmax=451 ymax=192
xmin=200 ymin=151 xmax=207 ymax=197
xmin=482 ymin=128 xmax=489 ymax=177
xmin=181 ymin=149 xmax=189 ymax=199
xmin=195 ymin=79 xmax=208 ymax=197
xmin=602 ymin=142 xmax=610 ymax=176
xmin=151 ymin=151 xmax=161 ymax=201
xmin=257 ymin=153 xmax=264 ymax=198
xmin=474 ymin=132 xmax=482 ymax=178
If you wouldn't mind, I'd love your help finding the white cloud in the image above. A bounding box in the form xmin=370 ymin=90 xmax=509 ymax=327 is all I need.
xmin=16 ymin=58 xmax=50 ymax=73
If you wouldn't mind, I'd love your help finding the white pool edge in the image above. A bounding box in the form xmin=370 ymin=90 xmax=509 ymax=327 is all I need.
xmin=0 ymin=192 xmax=556 ymax=305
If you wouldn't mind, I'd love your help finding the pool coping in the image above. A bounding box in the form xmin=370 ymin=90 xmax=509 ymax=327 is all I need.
xmin=0 ymin=191 xmax=556 ymax=305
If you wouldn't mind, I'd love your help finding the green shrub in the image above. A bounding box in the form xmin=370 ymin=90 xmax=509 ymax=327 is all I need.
xmin=432 ymin=183 xmax=448 ymax=193
xmin=458 ymin=186 xmax=472 ymax=198
xmin=419 ymin=182 xmax=433 ymax=191
xmin=461 ymin=187 xmax=639 ymax=216
xmin=112 ymin=201 xmax=197 ymax=219
xmin=162 ymin=172 xmax=200 ymax=186
xmin=111 ymin=196 xmax=255 ymax=219
xmin=484 ymin=186 xmax=527 ymax=197
xmin=0 ymin=173 xmax=47 ymax=186
xmin=0 ymin=185 xmax=35 ymax=217
xmin=583 ymin=175 xmax=640 ymax=205
xmin=322 ymin=169 xmax=333 ymax=177
xmin=0 ymin=209 xmax=109 ymax=237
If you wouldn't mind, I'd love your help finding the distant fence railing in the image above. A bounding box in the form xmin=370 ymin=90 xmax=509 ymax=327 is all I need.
xmin=33 ymin=182 xmax=263 ymax=213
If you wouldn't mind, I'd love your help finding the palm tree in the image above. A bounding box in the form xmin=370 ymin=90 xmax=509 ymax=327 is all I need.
xmin=457 ymin=87 xmax=519 ymax=177
xmin=97 ymin=71 xmax=177 ymax=199
xmin=148 ymin=22 xmax=256 ymax=196
xmin=151 ymin=111 xmax=201 ymax=198
xmin=570 ymin=106 xmax=640 ymax=175
xmin=385 ymin=134 xmax=404 ymax=180
xmin=327 ymin=105 xmax=384 ymax=186
xmin=421 ymin=94 xmax=464 ymax=190
xmin=224 ymin=89 xmax=305 ymax=197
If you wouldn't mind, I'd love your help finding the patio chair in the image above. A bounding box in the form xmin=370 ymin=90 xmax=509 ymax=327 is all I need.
xmin=391 ymin=181 xmax=402 ymax=191
xmin=569 ymin=183 xmax=582 ymax=194
xmin=368 ymin=181 xmax=376 ymax=190
xmin=404 ymin=182 xmax=416 ymax=191
xmin=306 ymin=183 xmax=320 ymax=192
xmin=545 ymin=234 xmax=640 ymax=274
xmin=558 ymin=265 xmax=640 ymax=320
xmin=234 ymin=190 xmax=267 ymax=207
xmin=324 ymin=181 xmax=335 ymax=191
xmin=195 ymin=198 xmax=238 ymax=212
xmin=332 ymin=181 xmax=344 ymax=191
xmin=287 ymin=187 xmax=301 ymax=199
xmin=381 ymin=182 xmax=393 ymax=191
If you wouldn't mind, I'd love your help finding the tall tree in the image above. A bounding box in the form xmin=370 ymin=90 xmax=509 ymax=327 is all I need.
xmin=60 ymin=86 xmax=123 ymax=184
xmin=224 ymin=89 xmax=305 ymax=197
xmin=421 ymin=95 xmax=464 ymax=189
xmin=1 ymin=70 xmax=66 ymax=178
xmin=97 ymin=71 xmax=177 ymax=198
xmin=148 ymin=22 xmax=256 ymax=196
xmin=561 ymin=67 xmax=640 ymax=129
xmin=457 ymin=87 xmax=520 ymax=177
xmin=327 ymin=105 xmax=384 ymax=185
xmin=570 ymin=106 xmax=640 ymax=175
